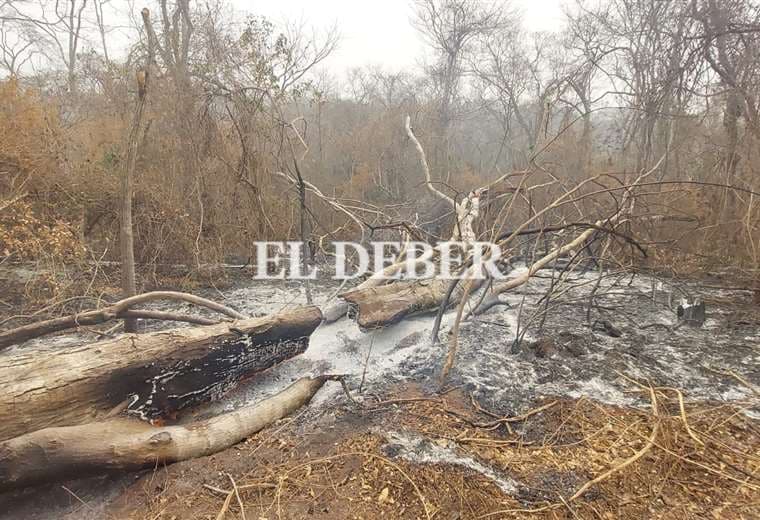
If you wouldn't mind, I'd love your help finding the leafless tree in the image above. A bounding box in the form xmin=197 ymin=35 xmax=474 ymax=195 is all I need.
xmin=412 ymin=0 xmax=508 ymax=178
xmin=91 ymin=0 xmax=110 ymax=66
xmin=3 ymin=0 xmax=89 ymax=93
xmin=568 ymin=0 xmax=705 ymax=172
xmin=692 ymin=0 xmax=760 ymax=178
xmin=474 ymin=27 xmax=578 ymax=172
xmin=0 ymin=19 xmax=36 ymax=76
xmin=120 ymin=7 xmax=155 ymax=332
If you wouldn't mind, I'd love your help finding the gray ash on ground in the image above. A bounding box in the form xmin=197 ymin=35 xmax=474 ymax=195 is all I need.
xmin=371 ymin=268 xmax=758 ymax=419
xmin=1 ymin=265 xmax=758 ymax=519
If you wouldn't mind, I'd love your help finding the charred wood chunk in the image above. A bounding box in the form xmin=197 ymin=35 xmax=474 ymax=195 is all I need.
xmin=592 ymin=319 xmax=622 ymax=338
xmin=677 ymin=299 xmax=705 ymax=326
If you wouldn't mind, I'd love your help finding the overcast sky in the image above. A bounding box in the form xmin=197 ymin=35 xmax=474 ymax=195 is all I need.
xmin=233 ymin=0 xmax=566 ymax=73
xmin=2 ymin=1 xmax=567 ymax=78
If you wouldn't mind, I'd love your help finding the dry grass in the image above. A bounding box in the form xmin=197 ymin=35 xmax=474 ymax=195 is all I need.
xmin=115 ymin=385 xmax=760 ymax=520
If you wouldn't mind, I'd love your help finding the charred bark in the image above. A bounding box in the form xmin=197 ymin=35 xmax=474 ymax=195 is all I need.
xmin=0 ymin=306 xmax=322 ymax=441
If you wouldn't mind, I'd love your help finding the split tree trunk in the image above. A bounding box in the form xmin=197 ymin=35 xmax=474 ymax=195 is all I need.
xmin=0 ymin=306 xmax=322 ymax=441
xmin=0 ymin=376 xmax=329 ymax=491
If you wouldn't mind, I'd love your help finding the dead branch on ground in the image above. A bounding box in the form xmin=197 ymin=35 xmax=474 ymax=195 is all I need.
xmin=0 ymin=290 xmax=247 ymax=350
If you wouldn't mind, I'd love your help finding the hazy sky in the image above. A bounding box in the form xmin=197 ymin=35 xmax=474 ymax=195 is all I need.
xmin=235 ymin=0 xmax=566 ymax=73
xmin=3 ymin=1 xmax=566 ymax=78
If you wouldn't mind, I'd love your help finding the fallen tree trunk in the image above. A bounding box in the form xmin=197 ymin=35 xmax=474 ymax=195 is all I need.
xmin=341 ymin=276 xmax=485 ymax=329
xmin=0 ymin=306 xmax=322 ymax=441
xmin=339 ymin=225 xmax=600 ymax=330
xmin=322 ymin=241 xmax=436 ymax=323
xmin=0 ymin=376 xmax=330 ymax=491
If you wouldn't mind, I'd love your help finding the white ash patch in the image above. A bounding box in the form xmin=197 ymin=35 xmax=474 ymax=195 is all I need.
xmin=5 ymin=266 xmax=758 ymax=421
xmin=379 ymin=430 xmax=520 ymax=494
xmin=563 ymin=376 xmax=636 ymax=406
xmin=720 ymin=387 xmax=753 ymax=401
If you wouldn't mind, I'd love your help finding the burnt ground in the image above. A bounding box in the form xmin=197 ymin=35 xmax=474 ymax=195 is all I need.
xmin=0 ymin=265 xmax=759 ymax=518
xmin=2 ymin=385 xmax=757 ymax=519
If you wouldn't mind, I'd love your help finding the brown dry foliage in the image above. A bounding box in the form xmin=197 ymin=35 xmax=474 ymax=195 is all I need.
xmin=109 ymin=387 xmax=759 ymax=520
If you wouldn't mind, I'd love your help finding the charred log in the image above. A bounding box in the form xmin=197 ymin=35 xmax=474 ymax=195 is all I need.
xmin=0 ymin=306 xmax=322 ymax=441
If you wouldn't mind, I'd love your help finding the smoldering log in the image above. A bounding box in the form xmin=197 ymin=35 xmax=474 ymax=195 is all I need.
xmin=0 ymin=376 xmax=329 ymax=492
xmin=0 ymin=306 xmax=322 ymax=442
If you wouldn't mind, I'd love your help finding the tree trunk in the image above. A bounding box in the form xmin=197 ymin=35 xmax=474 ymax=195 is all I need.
xmin=0 ymin=306 xmax=322 ymax=441
xmin=341 ymin=277 xmax=483 ymax=329
xmin=120 ymin=71 xmax=145 ymax=333
xmin=120 ymin=8 xmax=155 ymax=332
xmin=0 ymin=376 xmax=329 ymax=491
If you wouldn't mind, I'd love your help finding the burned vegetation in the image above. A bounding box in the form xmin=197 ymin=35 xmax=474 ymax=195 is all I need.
xmin=1 ymin=0 xmax=760 ymax=518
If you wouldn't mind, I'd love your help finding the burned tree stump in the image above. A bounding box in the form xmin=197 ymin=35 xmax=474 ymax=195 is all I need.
xmin=0 ymin=306 xmax=322 ymax=441
xmin=677 ymin=299 xmax=706 ymax=326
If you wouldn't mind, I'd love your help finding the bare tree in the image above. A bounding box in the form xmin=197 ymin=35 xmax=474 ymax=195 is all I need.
xmin=120 ymin=7 xmax=155 ymax=332
xmin=152 ymin=0 xmax=193 ymax=89
xmin=0 ymin=19 xmax=36 ymax=76
xmin=412 ymin=0 xmax=508 ymax=176
xmin=91 ymin=0 xmax=110 ymax=66
xmin=568 ymin=0 xmax=704 ymax=171
xmin=4 ymin=0 xmax=89 ymax=93
xmin=692 ymin=0 xmax=760 ymax=177
xmin=474 ymin=29 xmax=572 ymax=168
